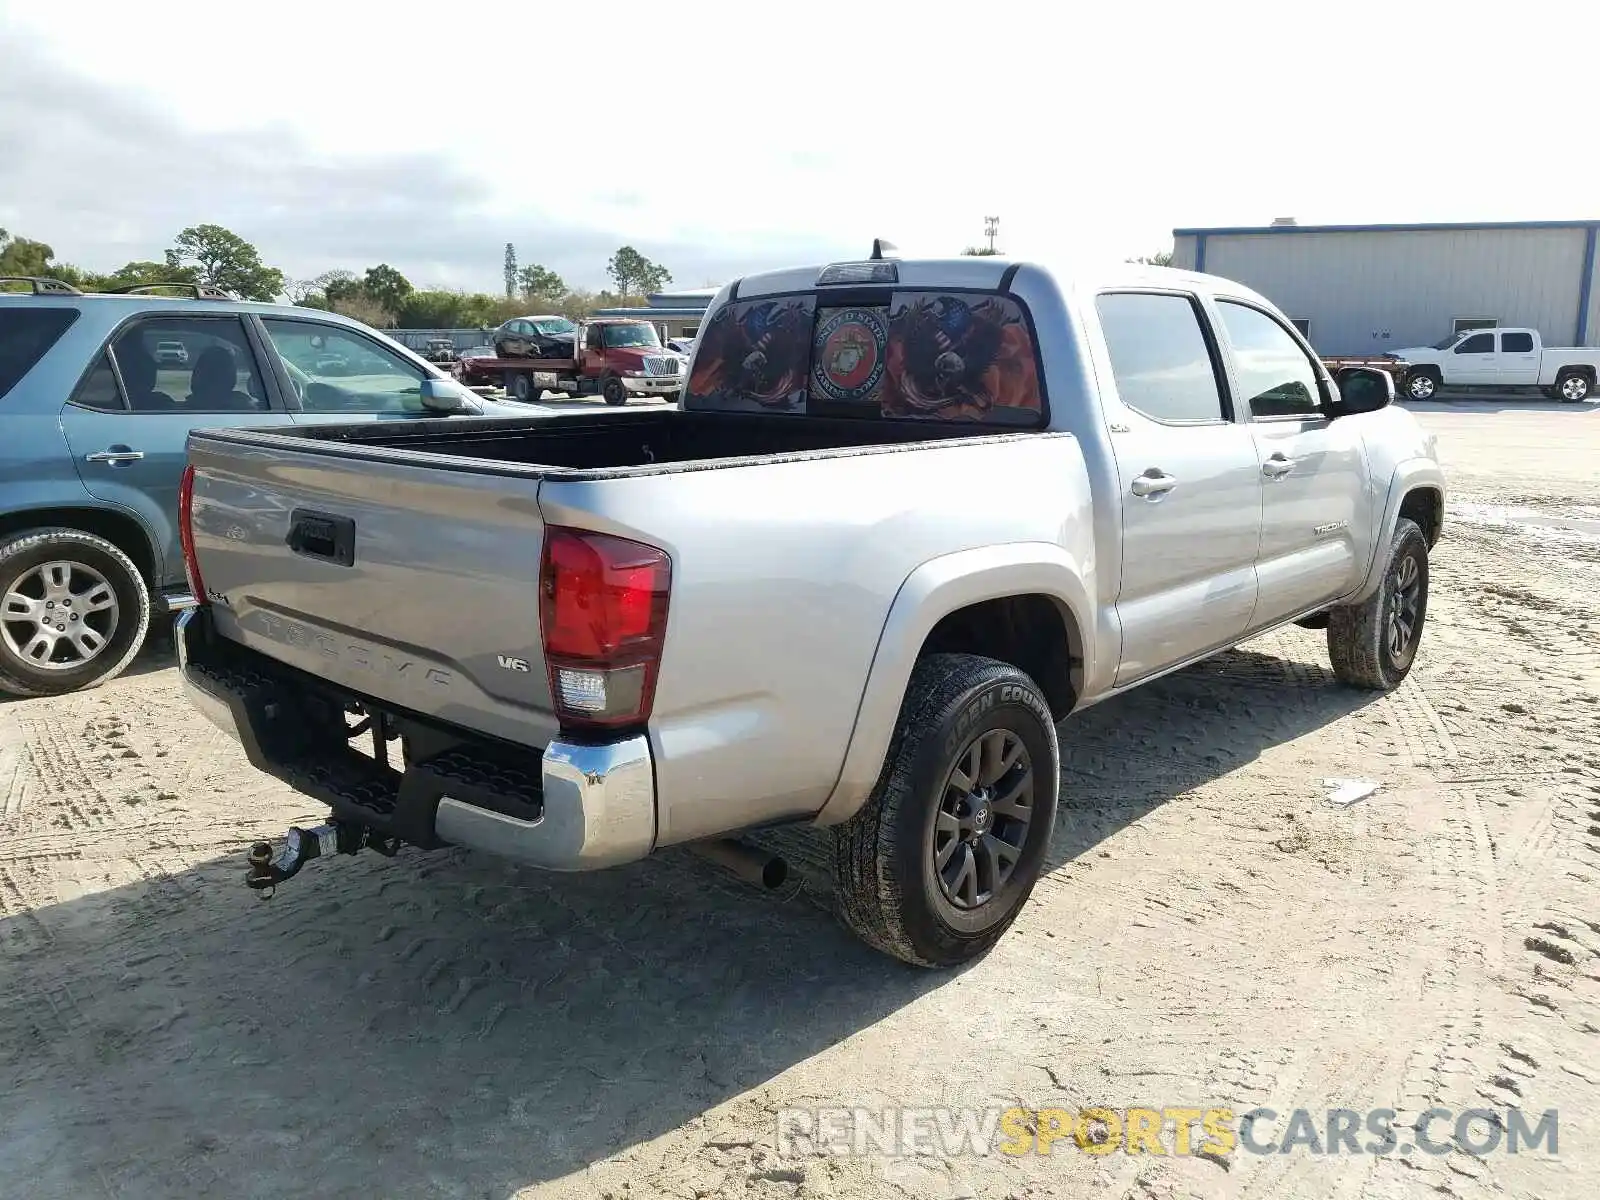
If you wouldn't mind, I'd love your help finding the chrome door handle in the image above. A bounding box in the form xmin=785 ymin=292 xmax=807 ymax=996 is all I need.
xmin=85 ymin=448 xmax=145 ymax=465
xmin=1130 ymin=471 xmax=1177 ymax=497
xmin=1262 ymin=455 xmax=1295 ymax=478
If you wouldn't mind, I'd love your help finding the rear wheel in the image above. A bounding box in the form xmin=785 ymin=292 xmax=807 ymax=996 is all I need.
xmin=1556 ymin=371 xmax=1592 ymax=403
xmin=0 ymin=528 xmax=150 ymax=698
xmin=602 ymin=375 xmax=628 ymax=406
xmin=832 ymin=653 xmax=1059 ymax=968
xmin=507 ymin=372 xmax=533 ymax=403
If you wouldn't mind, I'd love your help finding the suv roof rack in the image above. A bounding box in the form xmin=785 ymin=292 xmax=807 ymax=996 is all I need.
xmin=0 ymin=275 xmax=84 ymax=296
xmin=111 ymin=282 xmax=237 ymax=300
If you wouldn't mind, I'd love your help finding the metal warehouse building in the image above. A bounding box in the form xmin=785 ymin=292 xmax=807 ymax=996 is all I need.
xmin=1171 ymin=219 xmax=1600 ymax=356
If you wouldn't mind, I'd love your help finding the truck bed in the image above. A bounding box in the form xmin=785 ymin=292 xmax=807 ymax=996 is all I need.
xmin=195 ymin=409 xmax=1003 ymax=477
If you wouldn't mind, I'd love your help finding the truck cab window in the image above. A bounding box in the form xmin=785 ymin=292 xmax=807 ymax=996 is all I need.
xmin=1455 ymin=333 xmax=1494 ymax=354
xmin=1095 ymin=292 xmax=1227 ymax=424
xmin=1215 ymin=301 xmax=1321 ymax=419
xmin=1499 ymin=332 xmax=1534 ymax=353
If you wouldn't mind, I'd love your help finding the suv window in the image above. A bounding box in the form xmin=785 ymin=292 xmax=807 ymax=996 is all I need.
xmin=108 ymin=316 xmax=268 ymax=413
xmin=1500 ymin=331 xmax=1534 ymax=353
xmin=1456 ymin=333 xmax=1495 ymax=354
xmin=0 ymin=308 xmax=80 ymax=401
xmin=1095 ymin=292 xmax=1227 ymax=423
xmin=261 ymin=319 xmax=428 ymax=414
xmin=68 ymin=352 xmax=126 ymax=412
xmin=1215 ymin=301 xmax=1322 ymax=418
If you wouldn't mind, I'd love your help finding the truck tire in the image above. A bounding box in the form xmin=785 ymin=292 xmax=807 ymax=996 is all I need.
xmin=0 ymin=528 xmax=151 ymax=698
xmin=508 ymin=372 xmax=535 ymax=403
xmin=832 ymin=653 xmax=1059 ymax=968
xmin=1325 ymin=517 xmax=1428 ymax=692
xmin=602 ymin=375 xmax=628 ymax=406
xmin=1556 ymin=370 xmax=1592 ymax=403
xmin=1404 ymin=369 xmax=1440 ymax=401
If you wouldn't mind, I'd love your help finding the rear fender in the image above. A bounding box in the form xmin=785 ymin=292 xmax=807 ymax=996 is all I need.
xmin=812 ymin=542 xmax=1093 ymax=827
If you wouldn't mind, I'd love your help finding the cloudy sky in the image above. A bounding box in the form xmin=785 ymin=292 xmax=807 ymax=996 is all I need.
xmin=3 ymin=0 xmax=1594 ymax=295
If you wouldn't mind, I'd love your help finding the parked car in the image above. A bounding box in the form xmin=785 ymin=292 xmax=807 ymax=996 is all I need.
xmin=492 ymin=315 xmax=580 ymax=360
xmin=666 ymin=337 xmax=696 ymax=357
xmin=423 ymin=338 xmax=457 ymax=365
xmin=176 ymin=253 xmax=1444 ymax=968
xmin=0 ymin=277 xmax=532 ymax=698
xmin=1392 ymin=327 xmax=1598 ymax=402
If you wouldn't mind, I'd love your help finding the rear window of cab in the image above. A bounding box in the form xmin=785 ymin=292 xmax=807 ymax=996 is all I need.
xmin=0 ymin=308 xmax=80 ymax=400
xmin=685 ymin=291 xmax=1044 ymax=425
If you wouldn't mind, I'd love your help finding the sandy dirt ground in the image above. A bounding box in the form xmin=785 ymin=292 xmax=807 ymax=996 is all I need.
xmin=2 ymin=398 xmax=1597 ymax=1200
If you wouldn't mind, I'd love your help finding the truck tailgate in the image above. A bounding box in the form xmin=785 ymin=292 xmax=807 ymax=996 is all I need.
xmin=186 ymin=432 xmax=560 ymax=748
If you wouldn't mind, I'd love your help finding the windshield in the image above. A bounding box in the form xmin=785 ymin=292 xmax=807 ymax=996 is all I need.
xmin=532 ymin=318 xmax=578 ymax=336
xmin=602 ymin=323 xmax=661 ymax=349
xmin=1431 ymin=334 xmax=1464 ymax=350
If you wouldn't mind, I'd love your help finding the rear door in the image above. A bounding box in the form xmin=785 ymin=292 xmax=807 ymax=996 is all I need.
xmin=58 ymin=313 xmax=287 ymax=589
xmin=1212 ymin=300 xmax=1372 ymax=626
xmin=1094 ymin=291 xmax=1263 ymax=685
xmin=1448 ymin=330 xmax=1497 ymax=384
xmin=1496 ymin=330 xmax=1540 ymax=385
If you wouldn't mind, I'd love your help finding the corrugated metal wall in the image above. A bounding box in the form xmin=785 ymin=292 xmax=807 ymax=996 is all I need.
xmin=1172 ymin=228 xmax=1598 ymax=354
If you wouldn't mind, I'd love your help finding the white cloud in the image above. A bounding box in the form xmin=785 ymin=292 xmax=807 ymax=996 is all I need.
xmin=3 ymin=0 xmax=1595 ymax=292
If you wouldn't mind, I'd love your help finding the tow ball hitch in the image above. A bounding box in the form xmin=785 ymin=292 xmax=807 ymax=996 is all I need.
xmin=246 ymin=821 xmax=400 ymax=897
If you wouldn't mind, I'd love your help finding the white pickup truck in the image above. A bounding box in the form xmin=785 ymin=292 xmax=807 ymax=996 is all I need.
xmin=176 ymin=251 xmax=1445 ymax=967
xmin=1395 ymin=327 xmax=1598 ymax=402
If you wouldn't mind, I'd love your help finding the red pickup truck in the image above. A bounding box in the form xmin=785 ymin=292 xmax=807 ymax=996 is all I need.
xmin=456 ymin=317 xmax=687 ymax=405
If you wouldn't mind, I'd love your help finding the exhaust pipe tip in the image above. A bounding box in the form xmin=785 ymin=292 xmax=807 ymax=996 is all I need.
xmin=688 ymin=838 xmax=789 ymax=891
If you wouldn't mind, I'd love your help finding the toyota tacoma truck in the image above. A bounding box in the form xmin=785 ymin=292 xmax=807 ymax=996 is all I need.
xmin=175 ymin=249 xmax=1445 ymax=967
xmin=1393 ymin=327 xmax=1598 ymax=402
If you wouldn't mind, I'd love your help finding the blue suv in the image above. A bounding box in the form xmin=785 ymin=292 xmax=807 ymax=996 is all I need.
xmin=0 ymin=277 xmax=527 ymax=698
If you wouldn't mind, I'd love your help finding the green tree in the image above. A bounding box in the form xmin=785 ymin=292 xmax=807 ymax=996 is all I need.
xmin=164 ymin=224 xmax=286 ymax=301
xmin=960 ymin=246 xmax=1000 ymax=256
xmin=363 ymin=263 xmax=413 ymax=313
xmin=606 ymin=246 xmax=671 ymax=300
xmin=516 ymin=263 xmax=565 ymax=301
xmin=0 ymin=229 xmax=58 ymax=277
xmin=1128 ymin=250 xmax=1174 ymax=267
xmin=100 ymin=260 xmax=200 ymax=290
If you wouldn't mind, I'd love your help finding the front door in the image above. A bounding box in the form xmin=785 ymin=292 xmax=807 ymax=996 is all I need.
xmin=59 ymin=314 xmax=285 ymax=589
xmin=1449 ymin=330 xmax=1498 ymax=385
xmin=1094 ymin=291 xmax=1264 ymax=686
xmin=1212 ymin=300 xmax=1373 ymax=626
xmin=1496 ymin=330 xmax=1540 ymax=386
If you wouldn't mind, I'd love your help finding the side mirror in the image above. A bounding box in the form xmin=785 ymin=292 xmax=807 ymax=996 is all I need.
xmin=419 ymin=377 xmax=471 ymax=414
xmin=1329 ymin=366 xmax=1394 ymax=418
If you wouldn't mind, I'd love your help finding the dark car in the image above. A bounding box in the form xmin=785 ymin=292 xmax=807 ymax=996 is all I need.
xmin=493 ymin=315 xmax=580 ymax=360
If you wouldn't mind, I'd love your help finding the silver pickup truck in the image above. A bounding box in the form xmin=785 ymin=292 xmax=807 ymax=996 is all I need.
xmin=176 ymin=252 xmax=1444 ymax=967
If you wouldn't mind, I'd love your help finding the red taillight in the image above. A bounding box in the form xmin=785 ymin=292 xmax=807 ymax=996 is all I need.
xmin=539 ymin=526 xmax=671 ymax=729
xmin=178 ymin=463 xmax=206 ymax=603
